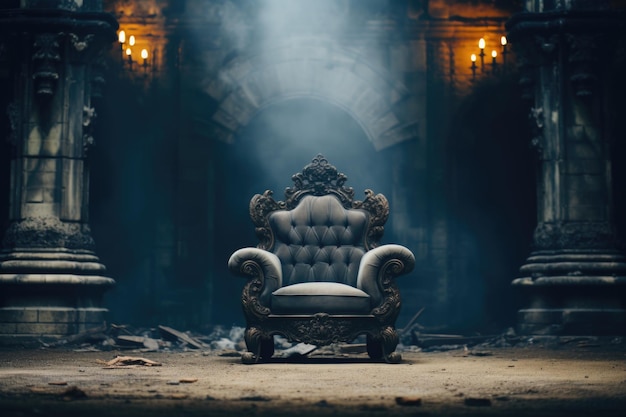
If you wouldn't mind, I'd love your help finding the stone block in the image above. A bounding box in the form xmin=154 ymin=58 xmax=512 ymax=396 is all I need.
xmin=26 ymin=171 xmax=57 ymax=188
xmin=76 ymin=308 xmax=106 ymax=324
xmin=25 ymin=158 xmax=58 ymax=172
xmin=0 ymin=308 xmax=38 ymax=323
xmin=16 ymin=322 xmax=75 ymax=335
xmin=25 ymin=187 xmax=44 ymax=203
xmin=566 ymin=205 xmax=605 ymax=221
xmin=37 ymin=308 xmax=78 ymax=323
xmin=0 ymin=323 xmax=18 ymax=334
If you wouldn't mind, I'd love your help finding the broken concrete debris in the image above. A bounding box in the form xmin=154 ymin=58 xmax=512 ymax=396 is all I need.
xmin=37 ymin=320 xmax=624 ymax=359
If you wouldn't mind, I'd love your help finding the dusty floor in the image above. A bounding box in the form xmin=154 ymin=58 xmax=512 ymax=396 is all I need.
xmin=0 ymin=340 xmax=625 ymax=417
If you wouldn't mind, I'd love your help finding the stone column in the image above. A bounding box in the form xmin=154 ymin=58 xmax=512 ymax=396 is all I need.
xmin=0 ymin=1 xmax=117 ymax=344
xmin=507 ymin=0 xmax=626 ymax=335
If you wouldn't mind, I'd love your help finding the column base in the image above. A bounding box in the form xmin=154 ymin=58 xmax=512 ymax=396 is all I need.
xmin=0 ymin=249 xmax=115 ymax=346
xmin=513 ymin=275 xmax=626 ymax=336
xmin=0 ymin=306 xmax=109 ymax=346
xmin=513 ymin=250 xmax=626 ymax=336
xmin=516 ymin=308 xmax=626 ymax=335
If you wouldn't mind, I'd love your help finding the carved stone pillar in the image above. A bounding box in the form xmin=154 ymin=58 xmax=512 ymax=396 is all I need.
xmin=507 ymin=0 xmax=626 ymax=335
xmin=0 ymin=1 xmax=117 ymax=344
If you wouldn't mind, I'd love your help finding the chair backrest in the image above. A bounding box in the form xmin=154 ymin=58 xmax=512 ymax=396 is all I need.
xmin=269 ymin=194 xmax=367 ymax=286
xmin=248 ymin=154 xmax=390 ymax=288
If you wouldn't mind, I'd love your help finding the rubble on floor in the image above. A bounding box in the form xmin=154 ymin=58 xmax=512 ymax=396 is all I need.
xmin=36 ymin=321 xmax=624 ymax=359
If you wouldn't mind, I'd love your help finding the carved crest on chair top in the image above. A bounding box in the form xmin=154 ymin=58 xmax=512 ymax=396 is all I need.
xmin=249 ymin=154 xmax=390 ymax=250
xmin=284 ymin=154 xmax=355 ymax=207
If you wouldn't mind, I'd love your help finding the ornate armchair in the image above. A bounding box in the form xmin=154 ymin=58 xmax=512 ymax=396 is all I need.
xmin=228 ymin=155 xmax=415 ymax=363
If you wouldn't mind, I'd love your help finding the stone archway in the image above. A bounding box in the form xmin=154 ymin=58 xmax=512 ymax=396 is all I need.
xmin=196 ymin=37 xmax=423 ymax=150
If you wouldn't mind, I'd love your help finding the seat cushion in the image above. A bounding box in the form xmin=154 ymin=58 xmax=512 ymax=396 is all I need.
xmin=271 ymin=282 xmax=371 ymax=315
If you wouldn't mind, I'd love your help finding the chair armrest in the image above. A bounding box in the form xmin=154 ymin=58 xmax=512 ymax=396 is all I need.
xmin=228 ymin=248 xmax=283 ymax=305
xmin=356 ymin=244 xmax=415 ymax=308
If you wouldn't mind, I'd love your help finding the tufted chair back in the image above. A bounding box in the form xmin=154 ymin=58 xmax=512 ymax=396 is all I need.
xmin=268 ymin=195 xmax=368 ymax=287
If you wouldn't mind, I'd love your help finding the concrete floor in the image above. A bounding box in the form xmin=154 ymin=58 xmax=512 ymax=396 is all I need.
xmin=0 ymin=340 xmax=625 ymax=417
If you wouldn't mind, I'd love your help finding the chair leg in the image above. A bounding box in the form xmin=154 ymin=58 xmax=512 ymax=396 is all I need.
xmin=242 ymin=327 xmax=274 ymax=364
xmin=380 ymin=326 xmax=402 ymax=363
xmin=259 ymin=336 xmax=275 ymax=360
xmin=366 ymin=334 xmax=384 ymax=360
xmin=242 ymin=326 xmax=262 ymax=364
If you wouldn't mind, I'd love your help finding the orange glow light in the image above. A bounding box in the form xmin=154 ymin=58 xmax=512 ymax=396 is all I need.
xmin=471 ymin=54 xmax=477 ymax=62
xmin=125 ymin=47 xmax=131 ymax=56
xmin=491 ymin=50 xmax=498 ymax=58
xmin=501 ymin=36 xmax=507 ymax=46
xmin=141 ymin=49 xmax=148 ymax=60
xmin=129 ymin=35 xmax=136 ymax=46
xmin=118 ymin=30 xmax=126 ymax=44
xmin=478 ymin=38 xmax=485 ymax=50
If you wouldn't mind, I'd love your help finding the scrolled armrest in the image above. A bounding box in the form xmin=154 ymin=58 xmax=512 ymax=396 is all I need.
xmin=228 ymin=247 xmax=283 ymax=305
xmin=356 ymin=244 xmax=415 ymax=308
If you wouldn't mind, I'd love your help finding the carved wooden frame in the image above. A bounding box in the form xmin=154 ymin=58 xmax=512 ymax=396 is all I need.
xmin=239 ymin=154 xmax=404 ymax=364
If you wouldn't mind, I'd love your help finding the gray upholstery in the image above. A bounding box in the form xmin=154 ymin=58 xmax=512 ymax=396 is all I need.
xmin=270 ymin=195 xmax=367 ymax=287
xmin=228 ymin=194 xmax=415 ymax=315
xmin=271 ymin=282 xmax=370 ymax=314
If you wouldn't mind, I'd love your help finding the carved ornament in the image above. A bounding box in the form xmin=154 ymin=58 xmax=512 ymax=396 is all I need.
xmin=32 ymin=33 xmax=61 ymax=97
xmin=249 ymin=154 xmax=390 ymax=251
xmin=532 ymin=221 xmax=619 ymax=251
xmin=2 ymin=217 xmax=96 ymax=251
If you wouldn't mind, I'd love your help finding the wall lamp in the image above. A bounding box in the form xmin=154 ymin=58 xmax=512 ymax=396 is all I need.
xmin=470 ymin=35 xmax=508 ymax=81
xmin=118 ymin=30 xmax=153 ymax=74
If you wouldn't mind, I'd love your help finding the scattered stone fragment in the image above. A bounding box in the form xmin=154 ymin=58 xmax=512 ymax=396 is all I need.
xmin=143 ymin=337 xmax=160 ymax=351
xmin=469 ymin=350 xmax=493 ymax=357
xmin=61 ymin=386 xmax=87 ymax=400
xmin=158 ymin=325 xmax=206 ymax=349
xmin=239 ymin=395 xmax=271 ymax=402
xmin=464 ymin=397 xmax=492 ymax=407
xmin=395 ymin=396 xmax=422 ymax=406
xmin=179 ymin=378 xmax=198 ymax=383
xmin=166 ymin=380 xmax=180 ymax=385
xmin=279 ymin=343 xmax=317 ymax=358
xmin=339 ymin=343 xmax=367 ymax=354
xmin=170 ymin=393 xmax=188 ymax=399
xmin=48 ymin=381 xmax=68 ymax=386
xmin=218 ymin=349 xmax=241 ymax=357
xmin=97 ymin=355 xmax=162 ymax=367
xmin=116 ymin=335 xmax=146 ymax=346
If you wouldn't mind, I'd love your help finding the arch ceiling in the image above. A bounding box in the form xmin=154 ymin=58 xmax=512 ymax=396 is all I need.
xmin=198 ymin=38 xmax=421 ymax=151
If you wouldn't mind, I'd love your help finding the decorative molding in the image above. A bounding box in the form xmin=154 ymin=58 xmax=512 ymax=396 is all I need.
xmin=1 ymin=217 xmax=96 ymax=251
xmin=284 ymin=154 xmax=355 ymax=208
xmin=69 ymin=33 xmax=95 ymax=53
xmin=567 ymin=33 xmax=601 ymax=97
xmin=532 ymin=221 xmax=619 ymax=251
xmin=354 ymin=189 xmax=389 ymax=248
xmin=31 ymin=33 xmax=61 ymax=97
xmin=248 ymin=154 xmax=390 ymax=251
xmin=371 ymin=259 xmax=403 ymax=322
xmin=82 ymin=105 xmax=96 ymax=154
xmin=528 ymin=106 xmax=544 ymax=153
